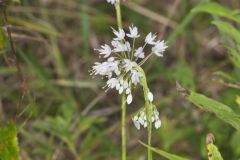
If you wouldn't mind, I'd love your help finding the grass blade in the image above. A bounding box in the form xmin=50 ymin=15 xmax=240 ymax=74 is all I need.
xmin=139 ymin=141 xmax=190 ymax=160
xmin=192 ymin=2 xmax=240 ymax=22
xmin=212 ymin=20 xmax=240 ymax=45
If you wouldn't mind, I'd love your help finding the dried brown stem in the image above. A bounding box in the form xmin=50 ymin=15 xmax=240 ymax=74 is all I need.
xmin=3 ymin=9 xmax=27 ymax=121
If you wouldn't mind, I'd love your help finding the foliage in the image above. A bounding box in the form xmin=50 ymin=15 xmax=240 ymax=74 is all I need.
xmin=0 ymin=122 xmax=19 ymax=160
xmin=0 ymin=0 xmax=240 ymax=159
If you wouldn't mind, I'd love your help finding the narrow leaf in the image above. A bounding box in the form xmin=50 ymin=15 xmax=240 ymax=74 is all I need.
xmin=176 ymin=82 xmax=240 ymax=131
xmin=9 ymin=17 xmax=60 ymax=36
xmin=192 ymin=2 xmax=240 ymax=22
xmin=212 ymin=71 xmax=240 ymax=89
xmin=140 ymin=141 xmax=190 ymax=160
xmin=228 ymin=47 xmax=240 ymax=69
xmin=212 ymin=20 xmax=240 ymax=45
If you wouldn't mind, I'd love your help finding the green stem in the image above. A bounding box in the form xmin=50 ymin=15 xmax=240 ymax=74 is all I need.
xmin=115 ymin=0 xmax=123 ymax=29
xmin=131 ymin=38 xmax=136 ymax=59
xmin=135 ymin=66 xmax=153 ymax=160
xmin=121 ymin=93 xmax=126 ymax=160
xmin=115 ymin=1 xmax=126 ymax=160
xmin=143 ymin=79 xmax=152 ymax=160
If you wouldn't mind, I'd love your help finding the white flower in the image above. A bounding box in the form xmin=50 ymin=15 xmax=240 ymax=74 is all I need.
xmin=152 ymin=40 xmax=168 ymax=57
xmin=123 ymin=59 xmax=137 ymax=72
xmin=111 ymin=40 xmax=119 ymax=47
xmin=113 ymin=43 xmax=126 ymax=52
xmin=154 ymin=120 xmax=161 ymax=129
xmin=106 ymin=0 xmax=116 ymax=5
xmin=134 ymin=47 xmax=145 ymax=59
xmin=119 ymin=86 xmax=124 ymax=94
xmin=126 ymin=88 xmax=131 ymax=94
xmin=127 ymin=25 xmax=140 ymax=38
xmin=131 ymin=70 xmax=142 ymax=85
xmin=113 ymin=28 xmax=125 ymax=41
xmin=106 ymin=78 xmax=119 ymax=89
xmin=127 ymin=94 xmax=133 ymax=104
xmin=138 ymin=116 xmax=144 ymax=125
xmin=122 ymin=80 xmax=129 ymax=89
xmin=97 ymin=44 xmax=112 ymax=58
xmin=147 ymin=91 xmax=153 ymax=102
xmin=145 ymin=32 xmax=157 ymax=45
xmin=107 ymin=57 xmax=115 ymax=62
xmin=125 ymin=41 xmax=131 ymax=52
xmin=113 ymin=41 xmax=131 ymax=53
xmin=132 ymin=105 xmax=161 ymax=130
xmin=107 ymin=58 xmax=120 ymax=75
xmin=132 ymin=116 xmax=140 ymax=130
xmin=91 ymin=57 xmax=120 ymax=78
xmin=91 ymin=62 xmax=111 ymax=77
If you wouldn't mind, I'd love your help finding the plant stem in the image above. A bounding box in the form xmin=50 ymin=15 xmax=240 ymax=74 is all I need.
xmin=143 ymin=80 xmax=152 ymax=160
xmin=121 ymin=93 xmax=126 ymax=160
xmin=115 ymin=1 xmax=126 ymax=160
xmin=135 ymin=66 xmax=153 ymax=160
xmin=115 ymin=0 xmax=123 ymax=29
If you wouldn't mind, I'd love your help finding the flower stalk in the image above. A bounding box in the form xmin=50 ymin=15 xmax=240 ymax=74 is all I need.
xmin=115 ymin=0 xmax=122 ymax=29
xmin=135 ymin=66 xmax=153 ymax=160
xmin=121 ymin=92 xmax=126 ymax=160
xmin=115 ymin=1 xmax=126 ymax=160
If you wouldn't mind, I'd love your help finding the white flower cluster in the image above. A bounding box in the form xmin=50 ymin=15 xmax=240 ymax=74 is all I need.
xmin=132 ymin=105 xmax=161 ymax=130
xmin=90 ymin=25 xmax=167 ymax=105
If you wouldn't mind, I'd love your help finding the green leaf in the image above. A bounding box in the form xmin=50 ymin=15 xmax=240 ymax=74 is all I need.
xmin=212 ymin=71 xmax=240 ymax=89
xmin=230 ymin=131 xmax=240 ymax=155
xmin=192 ymin=2 xmax=240 ymax=23
xmin=213 ymin=71 xmax=237 ymax=83
xmin=206 ymin=134 xmax=224 ymax=160
xmin=176 ymin=82 xmax=240 ymax=131
xmin=207 ymin=144 xmax=223 ymax=160
xmin=140 ymin=141 xmax=190 ymax=160
xmin=0 ymin=122 xmax=19 ymax=160
xmin=212 ymin=20 xmax=240 ymax=45
xmin=228 ymin=47 xmax=240 ymax=69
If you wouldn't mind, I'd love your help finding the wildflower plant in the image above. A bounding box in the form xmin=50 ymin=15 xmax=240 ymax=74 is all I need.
xmin=90 ymin=27 xmax=167 ymax=105
xmin=90 ymin=0 xmax=167 ymax=160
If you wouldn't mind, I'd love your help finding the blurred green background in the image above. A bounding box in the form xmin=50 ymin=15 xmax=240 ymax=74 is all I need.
xmin=0 ymin=0 xmax=240 ymax=159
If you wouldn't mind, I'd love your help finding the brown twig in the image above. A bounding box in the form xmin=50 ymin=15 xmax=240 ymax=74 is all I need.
xmin=3 ymin=9 xmax=27 ymax=121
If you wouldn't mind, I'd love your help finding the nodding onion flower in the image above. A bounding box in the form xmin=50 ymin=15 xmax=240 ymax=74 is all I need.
xmin=90 ymin=25 xmax=167 ymax=129
xmin=132 ymin=105 xmax=161 ymax=130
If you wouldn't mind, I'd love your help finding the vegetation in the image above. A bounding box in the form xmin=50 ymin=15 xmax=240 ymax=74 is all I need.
xmin=0 ymin=0 xmax=240 ymax=159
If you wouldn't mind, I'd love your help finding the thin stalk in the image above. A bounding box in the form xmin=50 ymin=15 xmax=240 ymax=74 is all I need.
xmin=131 ymin=38 xmax=136 ymax=59
xmin=121 ymin=93 xmax=126 ymax=160
xmin=3 ymin=10 xmax=26 ymax=121
xmin=115 ymin=0 xmax=123 ymax=29
xmin=135 ymin=66 xmax=153 ymax=160
xmin=144 ymin=88 xmax=152 ymax=160
xmin=139 ymin=52 xmax=153 ymax=66
xmin=115 ymin=1 xmax=126 ymax=160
